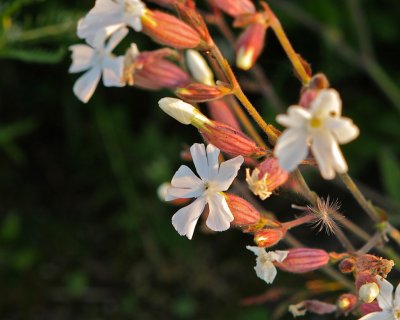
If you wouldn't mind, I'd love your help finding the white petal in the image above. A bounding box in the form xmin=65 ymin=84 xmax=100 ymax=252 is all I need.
xmin=206 ymin=144 xmax=220 ymax=180
xmin=376 ymin=277 xmax=394 ymax=310
xmin=102 ymin=56 xmax=125 ymax=87
xmin=310 ymin=89 xmax=342 ymax=118
xmin=186 ymin=49 xmax=215 ymax=86
xmin=171 ymin=197 xmax=207 ymax=240
xmin=358 ymin=311 xmax=393 ymax=320
xmin=72 ymin=67 xmax=101 ymax=103
xmin=267 ymin=250 xmax=289 ymax=263
xmin=255 ymin=260 xmax=277 ymax=284
xmin=165 ymin=186 xmax=203 ymax=201
xmin=325 ymin=117 xmax=360 ymax=144
xmin=394 ymin=282 xmax=400 ymax=309
xmin=205 ymin=193 xmax=233 ymax=232
xmin=276 ymin=106 xmax=311 ymax=128
xmin=128 ymin=18 xmax=143 ymax=32
xmin=105 ymin=27 xmax=129 ymax=52
xmin=214 ymin=155 xmax=244 ymax=191
xmin=274 ymin=128 xmax=309 ymax=172
xmin=190 ymin=143 xmax=210 ymax=181
xmin=69 ymin=44 xmax=94 ymax=73
xmin=171 ymin=165 xmax=203 ymax=189
xmin=246 ymin=245 xmax=265 ymax=256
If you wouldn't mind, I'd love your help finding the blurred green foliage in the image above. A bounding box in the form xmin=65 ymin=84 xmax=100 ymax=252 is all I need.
xmin=0 ymin=0 xmax=399 ymax=319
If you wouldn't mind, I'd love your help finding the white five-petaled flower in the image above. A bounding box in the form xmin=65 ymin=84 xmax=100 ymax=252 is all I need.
xmin=77 ymin=0 xmax=145 ymax=40
xmin=166 ymin=143 xmax=244 ymax=240
xmin=359 ymin=277 xmax=400 ymax=320
xmin=274 ymin=89 xmax=359 ymax=180
xmin=69 ymin=27 xmax=128 ymax=103
xmin=246 ymin=246 xmax=288 ymax=284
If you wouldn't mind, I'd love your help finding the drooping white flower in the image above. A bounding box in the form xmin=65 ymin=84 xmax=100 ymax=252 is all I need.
xmin=166 ymin=143 xmax=243 ymax=239
xmin=185 ymin=50 xmax=215 ymax=86
xmin=69 ymin=27 xmax=128 ymax=103
xmin=359 ymin=277 xmax=400 ymax=320
xmin=274 ymin=89 xmax=359 ymax=179
xmin=246 ymin=246 xmax=288 ymax=284
xmin=77 ymin=0 xmax=146 ymax=40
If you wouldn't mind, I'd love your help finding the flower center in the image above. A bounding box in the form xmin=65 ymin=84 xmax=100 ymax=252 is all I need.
xmin=309 ymin=117 xmax=322 ymax=128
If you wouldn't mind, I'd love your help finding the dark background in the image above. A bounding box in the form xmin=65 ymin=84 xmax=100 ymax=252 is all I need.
xmin=0 ymin=0 xmax=400 ymax=319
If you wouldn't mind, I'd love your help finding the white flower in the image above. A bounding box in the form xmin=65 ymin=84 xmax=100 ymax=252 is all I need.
xmin=274 ymin=89 xmax=359 ymax=180
xmin=359 ymin=277 xmax=400 ymax=320
xmin=246 ymin=246 xmax=288 ymax=284
xmin=69 ymin=27 xmax=128 ymax=103
xmin=77 ymin=0 xmax=145 ymax=40
xmin=166 ymin=143 xmax=243 ymax=239
xmin=185 ymin=50 xmax=215 ymax=86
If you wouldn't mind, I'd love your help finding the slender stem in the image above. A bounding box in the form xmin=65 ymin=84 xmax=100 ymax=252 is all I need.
xmin=282 ymin=214 xmax=314 ymax=230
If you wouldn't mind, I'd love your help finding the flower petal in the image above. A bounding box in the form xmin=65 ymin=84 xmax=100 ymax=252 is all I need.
xmin=376 ymin=277 xmax=394 ymax=310
xmin=206 ymin=193 xmax=233 ymax=231
xmin=267 ymin=250 xmax=289 ymax=263
xmin=246 ymin=245 xmax=265 ymax=256
xmin=206 ymin=144 xmax=220 ymax=180
xmin=311 ymin=131 xmax=336 ymax=179
xmin=105 ymin=27 xmax=129 ymax=52
xmin=394 ymin=282 xmax=400 ymax=309
xmin=69 ymin=44 xmax=94 ymax=73
xmin=325 ymin=117 xmax=360 ymax=144
xmin=214 ymin=155 xmax=244 ymax=191
xmin=190 ymin=143 xmax=209 ymax=181
xmin=73 ymin=67 xmax=101 ymax=103
xmin=310 ymin=89 xmax=342 ymax=118
xmin=274 ymin=128 xmax=308 ymax=172
xmin=255 ymin=260 xmax=277 ymax=284
xmin=165 ymin=185 xmax=203 ymax=201
xmin=276 ymin=106 xmax=311 ymax=128
xmin=358 ymin=311 xmax=393 ymax=320
xmin=171 ymin=197 xmax=207 ymax=240
xmin=171 ymin=165 xmax=203 ymax=189
xmin=102 ymin=56 xmax=125 ymax=87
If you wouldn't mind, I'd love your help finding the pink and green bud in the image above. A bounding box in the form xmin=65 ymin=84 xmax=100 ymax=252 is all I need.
xmin=176 ymin=83 xmax=232 ymax=102
xmin=225 ymin=193 xmax=261 ymax=227
xmin=254 ymin=228 xmax=285 ymax=248
xmin=142 ymin=9 xmax=201 ymax=49
xmin=275 ymin=248 xmax=329 ymax=273
xmin=236 ymin=23 xmax=267 ymax=70
xmin=206 ymin=100 xmax=241 ymax=131
xmin=213 ymin=0 xmax=255 ymax=17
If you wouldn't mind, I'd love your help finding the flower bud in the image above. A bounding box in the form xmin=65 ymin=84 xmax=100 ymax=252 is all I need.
xmin=355 ymin=272 xmax=378 ymax=290
xmin=186 ymin=50 xmax=215 ymax=86
xmin=275 ymin=248 xmax=329 ymax=273
xmin=201 ymin=121 xmax=267 ymax=158
xmin=246 ymin=157 xmax=289 ymax=200
xmin=254 ymin=228 xmax=285 ymax=248
xmin=206 ymin=100 xmax=241 ymax=131
xmin=213 ymin=0 xmax=255 ymax=17
xmin=338 ymin=257 xmax=356 ymax=273
xmin=289 ymin=300 xmax=336 ymax=317
xmin=337 ymin=294 xmax=357 ymax=314
xmin=225 ymin=193 xmax=261 ymax=226
xmin=359 ymin=282 xmax=379 ymax=303
xmin=158 ymin=97 xmax=211 ymax=126
xmin=176 ymin=83 xmax=232 ymax=102
xmin=141 ymin=9 xmax=201 ymax=49
xmin=236 ymin=23 xmax=267 ymax=70
xmin=359 ymin=301 xmax=382 ymax=316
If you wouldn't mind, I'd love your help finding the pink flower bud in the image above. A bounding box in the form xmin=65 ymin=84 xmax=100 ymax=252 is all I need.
xmin=359 ymin=301 xmax=382 ymax=316
xmin=201 ymin=121 xmax=267 ymax=158
xmin=206 ymin=100 xmax=241 ymax=131
xmin=176 ymin=83 xmax=232 ymax=102
xmin=142 ymin=10 xmax=201 ymax=49
xmin=338 ymin=257 xmax=356 ymax=273
xmin=254 ymin=228 xmax=285 ymax=248
xmin=213 ymin=0 xmax=255 ymax=17
xmin=236 ymin=23 xmax=267 ymax=70
xmin=275 ymin=248 xmax=329 ymax=273
xmin=289 ymin=300 xmax=336 ymax=317
xmin=337 ymin=294 xmax=357 ymax=314
xmin=225 ymin=193 xmax=261 ymax=226
xmin=355 ymin=272 xmax=378 ymax=290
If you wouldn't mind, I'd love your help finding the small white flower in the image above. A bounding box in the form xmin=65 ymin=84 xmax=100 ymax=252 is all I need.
xmin=166 ymin=143 xmax=243 ymax=239
xmin=78 ymin=0 xmax=146 ymax=40
xmin=246 ymin=246 xmax=288 ymax=284
xmin=359 ymin=277 xmax=400 ymax=320
xmin=185 ymin=50 xmax=215 ymax=86
xmin=69 ymin=27 xmax=128 ymax=103
xmin=274 ymin=89 xmax=359 ymax=179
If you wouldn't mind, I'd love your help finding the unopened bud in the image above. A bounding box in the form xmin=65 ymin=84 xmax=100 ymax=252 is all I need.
xmin=359 ymin=301 xmax=382 ymax=316
xmin=275 ymin=248 xmax=329 ymax=273
xmin=254 ymin=228 xmax=285 ymax=248
xmin=338 ymin=257 xmax=356 ymax=273
xmin=289 ymin=300 xmax=336 ymax=317
xmin=206 ymin=100 xmax=241 ymax=131
xmin=359 ymin=282 xmax=379 ymax=303
xmin=225 ymin=193 xmax=261 ymax=227
xmin=337 ymin=294 xmax=357 ymax=314
xmin=186 ymin=50 xmax=215 ymax=86
xmin=246 ymin=157 xmax=289 ymax=200
xmin=176 ymin=83 xmax=232 ymax=102
xmin=201 ymin=121 xmax=267 ymax=158
xmin=158 ymin=97 xmax=210 ymax=126
xmin=142 ymin=9 xmax=201 ymax=49
xmin=213 ymin=0 xmax=255 ymax=17
xmin=236 ymin=23 xmax=267 ymax=70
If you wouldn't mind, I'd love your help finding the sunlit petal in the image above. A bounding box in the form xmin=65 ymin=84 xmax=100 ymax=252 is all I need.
xmin=206 ymin=144 xmax=220 ymax=180
xmin=214 ymin=155 xmax=244 ymax=191
xmin=376 ymin=277 xmax=394 ymax=311
xmin=69 ymin=44 xmax=94 ymax=73
xmin=274 ymin=128 xmax=308 ymax=171
xmin=276 ymin=106 xmax=310 ymax=128
xmin=206 ymin=193 xmax=233 ymax=231
xmin=325 ymin=117 xmax=359 ymax=144
xmin=102 ymin=56 xmax=125 ymax=87
xmin=190 ymin=143 xmax=209 ymax=181
xmin=310 ymin=89 xmax=342 ymax=118
xmin=73 ymin=67 xmax=101 ymax=103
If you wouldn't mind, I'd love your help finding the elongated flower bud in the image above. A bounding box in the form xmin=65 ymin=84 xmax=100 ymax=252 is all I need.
xmin=225 ymin=193 xmax=260 ymax=226
xmin=254 ymin=228 xmax=285 ymax=248
xmin=236 ymin=23 xmax=267 ymax=70
xmin=186 ymin=50 xmax=215 ymax=86
xmin=176 ymin=83 xmax=232 ymax=102
xmin=289 ymin=300 xmax=336 ymax=317
xmin=337 ymin=294 xmax=357 ymax=314
xmin=141 ymin=10 xmax=201 ymax=49
xmin=201 ymin=121 xmax=267 ymax=158
xmin=206 ymin=100 xmax=241 ymax=131
xmin=275 ymin=248 xmax=329 ymax=273
xmin=213 ymin=0 xmax=255 ymax=17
